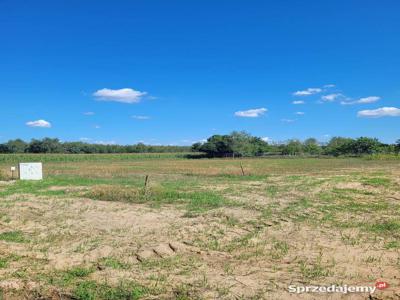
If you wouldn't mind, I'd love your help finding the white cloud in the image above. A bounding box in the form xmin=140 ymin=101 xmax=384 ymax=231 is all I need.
xmin=358 ymin=96 xmax=380 ymax=103
xmin=261 ymin=137 xmax=270 ymax=142
xmin=295 ymin=111 xmax=305 ymax=115
xmin=26 ymin=119 xmax=51 ymax=128
xmin=93 ymin=88 xmax=147 ymax=103
xmin=93 ymin=125 xmax=101 ymax=129
xmin=357 ymin=107 xmax=400 ymax=118
xmin=292 ymin=100 xmax=305 ymax=105
xmin=323 ymin=84 xmax=335 ymax=88
xmin=180 ymin=139 xmax=192 ymax=144
xmin=79 ymin=137 xmax=92 ymax=141
xmin=234 ymin=108 xmax=267 ymax=118
xmin=281 ymin=118 xmax=296 ymax=123
xmin=132 ymin=115 xmax=150 ymax=120
xmin=293 ymin=88 xmax=322 ymax=96
xmin=321 ymin=93 xmax=343 ymax=102
xmin=83 ymin=112 xmax=95 ymax=115
xmin=341 ymin=96 xmax=380 ymax=105
xmin=93 ymin=140 xmax=117 ymax=145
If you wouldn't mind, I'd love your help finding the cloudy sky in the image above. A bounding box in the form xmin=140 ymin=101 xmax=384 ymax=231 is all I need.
xmin=1 ymin=0 xmax=399 ymax=145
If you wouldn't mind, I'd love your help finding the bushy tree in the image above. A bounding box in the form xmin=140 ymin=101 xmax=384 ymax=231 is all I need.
xmin=324 ymin=137 xmax=354 ymax=156
xmin=323 ymin=136 xmax=383 ymax=156
xmin=231 ymin=131 xmax=268 ymax=157
xmin=200 ymin=135 xmax=234 ymax=157
xmin=282 ymin=139 xmax=303 ymax=155
xmin=6 ymin=139 xmax=28 ymax=153
xmin=196 ymin=131 xmax=268 ymax=157
xmin=0 ymin=144 xmax=10 ymax=153
xmin=191 ymin=142 xmax=202 ymax=152
xmin=349 ymin=137 xmax=381 ymax=155
xmin=27 ymin=138 xmax=62 ymax=153
xmin=395 ymin=139 xmax=400 ymax=154
xmin=303 ymin=138 xmax=322 ymax=155
xmin=0 ymin=135 xmax=396 ymax=156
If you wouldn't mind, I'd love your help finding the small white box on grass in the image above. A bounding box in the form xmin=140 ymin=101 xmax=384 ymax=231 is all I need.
xmin=19 ymin=163 xmax=43 ymax=180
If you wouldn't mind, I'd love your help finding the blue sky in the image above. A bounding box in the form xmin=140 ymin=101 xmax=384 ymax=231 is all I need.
xmin=1 ymin=0 xmax=399 ymax=145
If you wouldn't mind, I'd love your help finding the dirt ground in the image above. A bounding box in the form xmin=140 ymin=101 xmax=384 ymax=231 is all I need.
xmin=0 ymin=157 xmax=399 ymax=299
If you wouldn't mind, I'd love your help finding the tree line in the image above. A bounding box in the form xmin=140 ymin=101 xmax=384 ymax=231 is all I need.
xmin=0 ymin=138 xmax=190 ymax=154
xmin=192 ymin=131 xmax=400 ymax=157
xmin=1 ymin=134 xmax=399 ymax=157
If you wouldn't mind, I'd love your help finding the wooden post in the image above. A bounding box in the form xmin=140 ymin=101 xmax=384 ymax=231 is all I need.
xmin=144 ymin=175 xmax=149 ymax=195
xmin=240 ymin=162 xmax=245 ymax=176
xmin=10 ymin=166 xmax=16 ymax=180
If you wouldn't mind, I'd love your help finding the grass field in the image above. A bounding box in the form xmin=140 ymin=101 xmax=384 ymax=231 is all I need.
xmin=0 ymin=154 xmax=399 ymax=299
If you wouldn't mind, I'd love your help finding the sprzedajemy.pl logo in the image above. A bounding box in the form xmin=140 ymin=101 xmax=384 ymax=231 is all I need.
xmin=288 ymin=282 xmax=389 ymax=294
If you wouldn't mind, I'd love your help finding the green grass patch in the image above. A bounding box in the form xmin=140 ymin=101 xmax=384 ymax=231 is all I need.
xmin=285 ymin=175 xmax=303 ymax=181
xmin=384 ymin=240 xmax=400 ymax=249
xmin=0 ymin=176 xmax=148 ymax=198
xmin=42 ymin=266 xmax=94 ymax=288
xmin=367 ymin=220 xmax=400 ymax=233
xmin=332 ymin=187 xmax=375 ymax=196
xmin=270 ymin=240 xmax=289 ymax=260
xmin=299 ymin=257 xmax=333 ymax=280
xmin=213 ymin=174 xmax=269 ymax=181
xmin=74 ymin=280 xmax=146 ymax=300
xmin=0 ymin=254 xmax=21 ymax=268
xmin=283 ymin=197 xmax=312 ymax=215
xmin=185 ymin=191 xmax=235 ymax=212
xmin=266 ymin=186 xmax=279 ymax=197
xmin=100 ymin=257 xmax=129 ymax=270
xmin=0 ymin=231 xmax=26 ymax=243
xmin=0 ymin=257 xmax=8 ymax=268
xmin=362 ymin=177 xmax=391 ymax=187
xmin=66 ymin=266 xmax=94 ymax=278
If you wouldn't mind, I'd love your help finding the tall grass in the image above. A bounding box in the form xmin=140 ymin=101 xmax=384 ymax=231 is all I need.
xmin=0 ymin=153 xmax=192 ymax=164
xmin=363 ymin=153 xmax=400 ymax=160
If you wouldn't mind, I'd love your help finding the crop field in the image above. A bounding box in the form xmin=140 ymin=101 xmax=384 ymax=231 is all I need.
xmin=0 ymin=154 xmax=399 ymax=299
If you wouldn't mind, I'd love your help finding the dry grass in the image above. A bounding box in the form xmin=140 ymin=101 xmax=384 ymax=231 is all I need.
xmin=0 ymin=155 xmax=399 ymax=299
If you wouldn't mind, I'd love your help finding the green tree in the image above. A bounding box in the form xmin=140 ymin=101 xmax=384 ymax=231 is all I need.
xmin=324 ymin=137 xmax=354 ymax=156
xmin=0 ymin=144 xmax=10 ymax=153
xmin=282 ymin=139 xmax=303 ymax=155
xmin=6 ymin=139 xmax=28 ymax=153
xmin=231 ymin=131 xmax=262 ymax=157
xmin=303 ymin=138 xmax=322 ymax=155
xmin=197 ymin=132 xmax=269 ymax=157
xmin=27 ymin=138 xmax=63 ymax=153
xmin=199 ymin=135 xmax=234 ymax=157
xmin=395 ymin=139 xmax=400 ymax=154
xmin=191 ymin=142 xmax=202 ymax=152
xmin=349 ymin=137 xmax=381 ymax=155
